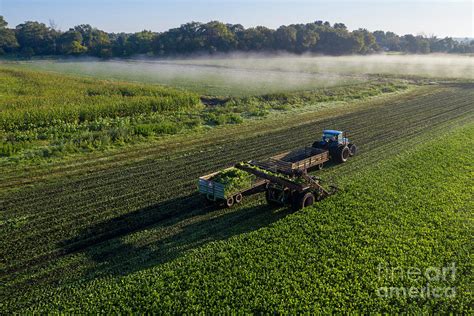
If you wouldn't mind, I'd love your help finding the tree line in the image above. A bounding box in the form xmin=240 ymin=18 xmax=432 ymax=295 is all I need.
xmin=0 ymin=16 xmax=473 ymax=58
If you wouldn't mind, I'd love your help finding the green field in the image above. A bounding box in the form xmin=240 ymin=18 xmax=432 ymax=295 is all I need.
xmin=8 ymin=121 xmax=472 ymax=313
xmin=8 ymin=59 xmax=366 ymax=96
xmin=7 ymin=55 xmax=474 ymax=96
xmin=0 ymin=58 xmax=473 ymax=312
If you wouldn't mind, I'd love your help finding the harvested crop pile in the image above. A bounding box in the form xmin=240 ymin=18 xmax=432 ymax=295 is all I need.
xmin=211 ymin=168 xmax=256 ymax=195
xmin=240 ymin=163 xmax=306 ymax=184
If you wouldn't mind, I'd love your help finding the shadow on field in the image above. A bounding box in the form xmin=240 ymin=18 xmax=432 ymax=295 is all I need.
xmin=59 ymin=192 xmax=293 ymax=279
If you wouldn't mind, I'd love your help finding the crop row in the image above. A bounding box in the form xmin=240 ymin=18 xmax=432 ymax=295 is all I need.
xmin=2 ymin=132 xmax=472 ymax=310
xmin=0 ymin=67 xmax=410 ymax=163
xmin=1 ymin=88 xmax=455 ymax=237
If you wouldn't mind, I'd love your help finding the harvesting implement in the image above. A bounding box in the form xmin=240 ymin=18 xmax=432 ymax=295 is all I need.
xmin=236 ymin=162 xmax=338 ymax=210
xmin=198 ymin=129 xmax=355 ymax=209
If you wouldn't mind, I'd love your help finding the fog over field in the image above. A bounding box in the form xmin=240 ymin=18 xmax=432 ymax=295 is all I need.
xmin=13 ymin=54 xmax=474 ymax=96
xmin=180 ymin=54 xmax=474 ymax=78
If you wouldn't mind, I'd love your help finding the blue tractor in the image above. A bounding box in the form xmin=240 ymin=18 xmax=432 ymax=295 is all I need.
xmin=312 ymin=129 xmax=357 ymax=163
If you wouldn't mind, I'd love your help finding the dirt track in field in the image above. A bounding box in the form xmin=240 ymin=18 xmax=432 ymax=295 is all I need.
xmin=1 ymin=83 xmax=474 ymax=303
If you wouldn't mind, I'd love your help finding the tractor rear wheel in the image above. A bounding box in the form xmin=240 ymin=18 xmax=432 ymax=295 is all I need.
xmin=336 ymin=145 xmax=350 ymax=163
xmin=349 ymin=144 xmax=357 ymax=157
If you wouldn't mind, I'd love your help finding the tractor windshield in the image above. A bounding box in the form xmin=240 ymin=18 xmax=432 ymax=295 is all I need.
xmin=323 ymin=133 xmax=339 ymax=142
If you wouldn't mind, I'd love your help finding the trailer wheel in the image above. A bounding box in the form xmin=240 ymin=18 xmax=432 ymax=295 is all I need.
xmin=225 ymin=196 xmax=234 ymax=208
xmin=292 ymin=191 xmax=315 ymax=210
xmin=349 ymin=144 xmax=357 ymax=157
xmin=234 ymin=193 xmax=243 ymax=204
xmin=337 ymin=145 xmax=350 ymax=163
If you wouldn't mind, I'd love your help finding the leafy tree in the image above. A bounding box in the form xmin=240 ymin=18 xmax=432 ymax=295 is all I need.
xmin=294 ymin=24 xmax=319 ymax=53
xmin=429 ymin=37 xmax=456 ymax=53
xmin=74 ymin=24 xmax=111 ymax=57
xmin=110 ymin=33 xmax=129 ymax=56
xmin=237 ymin=26 xmax=274 ymax=51
xmin=314 ymin=26 xmax=356 ymax=55
xmin=0 ymin=17 xmax=470 ymax=57
xmin=333 ymin=23 xmax=347 ymax=30
xmin=154 ymin=22 xmax=205 ymax=55
xmin=274 ymin=25 xmax=297 ymax=52
xmin=15 ymin=21 xmax=57 ymax=55
xmin=418 ymin=37 xmax=430 ymax=54
xmin=0 ymin=16 xmax=19 ymax=54
xmin=352 ymin=28 xmax=379 ymax=54
xmin=58 ymin=29 xmax=87 ymax=55
xmin=201 ymin=21 xmax=236 ymax=53
xmin=227 ymin=23 xmax=244 ymax=35
xmin=400 ymin=34 xmax=419 ymax=53
xmin=384 ymin=32 xmax=401 ymax=51
xmin=126 ymin=30 xmax=155 ymax=55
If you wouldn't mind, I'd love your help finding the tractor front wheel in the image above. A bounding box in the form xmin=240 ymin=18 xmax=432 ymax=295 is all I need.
xmin=349 ymin=143 xmax=357 ymax=157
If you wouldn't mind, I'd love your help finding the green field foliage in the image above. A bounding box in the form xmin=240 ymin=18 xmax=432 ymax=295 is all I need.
xmin=1 ymin=82 xmax=472 ymax=312
xmin=0 ymin=67 xmax=200 ymax=129
xmin=5 ymin=120 xmax=472 ymax=313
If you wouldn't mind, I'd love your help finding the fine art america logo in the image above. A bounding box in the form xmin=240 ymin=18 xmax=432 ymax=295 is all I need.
xmin=376 ymin=262 xmax=457 ymax=299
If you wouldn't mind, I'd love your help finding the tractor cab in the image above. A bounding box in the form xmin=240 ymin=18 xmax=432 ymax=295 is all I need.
xmin=320 ymin=130 xmax=349 ymax=148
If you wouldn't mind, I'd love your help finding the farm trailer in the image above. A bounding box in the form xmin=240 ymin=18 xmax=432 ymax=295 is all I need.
xmin=198 ymin=129 xmax=356 ymax=209
xmin=198 ymin=167 xmax=267 ymax=208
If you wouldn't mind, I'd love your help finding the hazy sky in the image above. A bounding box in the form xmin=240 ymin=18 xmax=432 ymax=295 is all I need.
xmin=1 ymin=0 xmax=473 ymax=37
